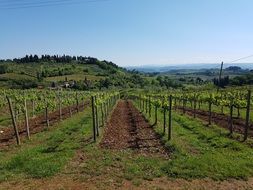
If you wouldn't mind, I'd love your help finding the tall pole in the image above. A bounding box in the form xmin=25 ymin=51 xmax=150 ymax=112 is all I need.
xmin=218 ymin=61 xmax=224 ymax=90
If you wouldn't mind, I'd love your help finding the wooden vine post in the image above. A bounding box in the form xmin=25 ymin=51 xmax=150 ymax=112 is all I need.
xmin=141 ymin=98 xmax=143 ymax=112
xmin=139 ymin=95 xmax=141 ymax=110
xmin=107 ymin=100 xmax=109 ymax=116
xmin=183 ymin=98 xmax=186 ymax=114
xmin=83 ymin=97 xmax=85 ymax=111
xmin=163 ymin=105 xmax=166 ymax=134
xmin=76 ymin=92 xmax=79 ymax=112
xmin=143 ymin=98 xmax=145 ymax=112
xmin=6 ymin=96 xmax=21 ymax=145
xmin=103 ymin=101 xmax=106 ymax=118
xmin=229 ymin=100 xmax=234 ymax=134
xmin=218 ymin=62 xmax=224 ymax=90
xmin=69 ymin=105 xmax=72 ymax=117
xmin=95 ymin=96 xmax=99 ymax=136
xmin=107 ymin=97 xmax=111 ymax=110
xmin=208 ymin=96 xmax=212 ymax=125
xmin=148 ymin=96 xmax=151 ymax=118
xmin=14 ymin=104 xmax=19 ymax=125
xmin=101 ymin=103 xmax=104 ymax=127
xmin=244 ymin=90 xmax=251 ymax=141
xmin=45 ymin=102 xmax=50 ymax=127
xmin=145 ymin=98 xmax=148 ymax=114
xmin=154 ymin=105 xmax=158 ymax=126
xmin=91 ymin=96 xmax=96 ymax=142
xmin=237 ymin=107 xmax=240 ymax=118
xmin=168 ymin=95 xmax=172 ymax=140
xmin=58 ymin=92 xmax=62 ymax=121
xmin=24 ymin=98 xmax=30 ymax=140
xmin=193 ymin=95 xmax=197 ymax=118
xmin=105 ymin=101 xmax=108 ymax=118
xmin=107 ymin=98 xmax=109 ymax=112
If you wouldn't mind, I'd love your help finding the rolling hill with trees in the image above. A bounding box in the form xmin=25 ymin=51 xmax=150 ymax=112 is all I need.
xmin=0 ymin=54 xmax=184 ymax=90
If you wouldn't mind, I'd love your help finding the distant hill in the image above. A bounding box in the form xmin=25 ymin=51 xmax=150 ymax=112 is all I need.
xmin=127 ymin=63 xmax=253 ymax=73
xmin=0 ymin=54 xmax=166 ymax=90
xmin=2 ymin=55 xmax=253 ymax=90
xmin=0 ymin=54 xmax=129 ymax=89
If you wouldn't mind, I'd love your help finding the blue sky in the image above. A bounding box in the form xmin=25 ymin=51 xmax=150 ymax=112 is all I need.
xmin=0 ymin=0 xmax=253 ymax=66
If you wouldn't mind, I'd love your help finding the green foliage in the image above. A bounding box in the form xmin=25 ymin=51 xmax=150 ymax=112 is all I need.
xmin=230 ymin=73 xmax=253 ymax=86
xmin=157 ymin=76 xmax=182 ymax=88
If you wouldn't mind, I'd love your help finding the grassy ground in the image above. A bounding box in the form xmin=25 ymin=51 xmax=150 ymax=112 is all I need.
xmin=1 ymin=100 xmax=253 ymax=189
xmin=0 ymin=107 xmax=93 ymax=182
xmin=0 ymin=101 xmax=170 ymax=188
xmin=133 ymin=100 xmax=253 ymax=180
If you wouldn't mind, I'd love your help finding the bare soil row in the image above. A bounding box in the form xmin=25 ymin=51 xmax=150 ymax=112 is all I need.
xmin=100 ymin=100 xmax=170 ymax=157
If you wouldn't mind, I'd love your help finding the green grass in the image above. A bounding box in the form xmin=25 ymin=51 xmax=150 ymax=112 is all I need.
xmin=133 ymin=100 xmax=253 ymax=180
xmin=79 ymin=145 xmax=166 ymax=182
xmin=0 ymin=107 xmax=93 ymax=181
xmin=0 ymin=99 xmax=166 ymax=185
xmin=164 ymin=114 xmax=253 ymax=180
xmin=2 ymin=99 xmax=253 ymax=186
xmin=64 ymin=100 xmax=253 ymax=182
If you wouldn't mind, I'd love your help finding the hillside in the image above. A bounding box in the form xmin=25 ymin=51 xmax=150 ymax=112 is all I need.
xmin=0 ymin=55 xmax=145 ymax=90
xmin=2 ymin=55 xmax=253 ymax=90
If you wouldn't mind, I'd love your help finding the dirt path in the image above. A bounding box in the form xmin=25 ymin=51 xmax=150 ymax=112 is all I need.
xmin=177 ymin=107 xmax=253 ymax=137
xmin=100 ymin=100 xmax=169 ymax=157
xmin=0 ymin=102 xmax=89 ymax=148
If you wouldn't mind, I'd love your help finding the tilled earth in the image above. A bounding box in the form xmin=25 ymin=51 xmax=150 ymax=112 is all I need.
xmin=177 ymin=107 xmax=253 ymax=138
xmin=0 ymin=102 xmax=89 ymax=148
xmin=100 ymin=100 xmax=169 ymax=157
